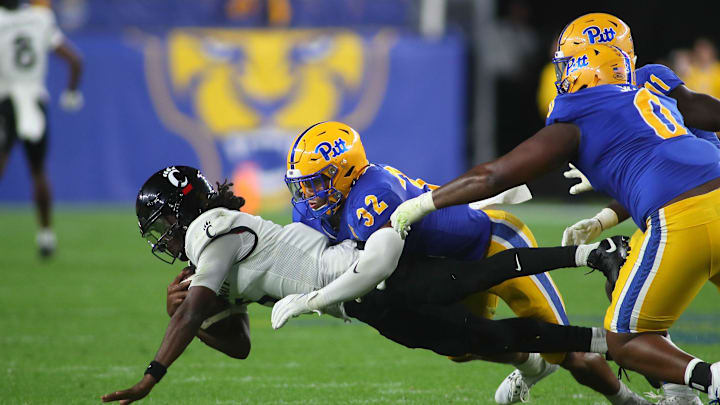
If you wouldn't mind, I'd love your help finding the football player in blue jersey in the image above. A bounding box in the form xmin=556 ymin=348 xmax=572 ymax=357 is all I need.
xmin=391 ymin=43 xmax=720 ymax=403
xmin=552 ymin=17 xmax=720 ymax=403
xmin=275 ymin=121 xmax=650 ymax=404
xmin=555 ymin=13 xmax=720 ymax=247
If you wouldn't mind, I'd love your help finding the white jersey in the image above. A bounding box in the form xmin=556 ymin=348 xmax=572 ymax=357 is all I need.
xmin=185 ymin=208 xmax=360 ymax=318
xmin=0 ymin=5 xmax=63 ymax=100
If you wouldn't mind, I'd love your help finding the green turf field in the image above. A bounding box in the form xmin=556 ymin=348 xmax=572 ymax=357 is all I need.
xmin=1 ymin=203 xmax=718 ymax=404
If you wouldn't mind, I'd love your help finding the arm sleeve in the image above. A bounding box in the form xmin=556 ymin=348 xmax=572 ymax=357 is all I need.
xmin=191 ymin=232 xmax=255 ymax=294
xmin=308 ymin=227 xmax=405 ymax=310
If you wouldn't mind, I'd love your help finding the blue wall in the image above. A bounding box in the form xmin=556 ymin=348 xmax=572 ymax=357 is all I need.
xmin=0 ymin=28 xmax=465 ymax=211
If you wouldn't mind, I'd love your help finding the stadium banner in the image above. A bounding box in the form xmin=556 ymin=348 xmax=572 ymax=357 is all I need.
xmin=0 ymin=28 xmax=466 ymax=215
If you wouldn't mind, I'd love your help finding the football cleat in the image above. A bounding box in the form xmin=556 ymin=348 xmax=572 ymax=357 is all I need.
xmin=494 ymin=362 xmax=558 ymax=404
xmin=649 ymin=383 xmax=703 ymax=405
xmin=586 ymin=235 xmax=630 ymax=301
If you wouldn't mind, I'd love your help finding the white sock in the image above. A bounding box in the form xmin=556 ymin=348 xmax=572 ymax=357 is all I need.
xmin=37 ymin=228 xmax=56 ymax=247
xmin=663 ymin=382 xmax=697 ymax=397
xmin=605 ymin=381 xmax=632 ymax=405
xmin=514 ymin=353 xmax=545 ymax=376
xmin=590 ymin=327 xmax=608 ymax=354
xmin=575 ymin=242 xmax=600 ymax=266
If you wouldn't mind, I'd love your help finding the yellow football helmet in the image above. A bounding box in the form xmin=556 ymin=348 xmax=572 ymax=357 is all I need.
xmin=285 ymin=121 xmax=369 ymax=219
xmin=556 ymin=44 xmax=633 ymax=94
xmin=554 ymin=13 xmax=635 ymax=90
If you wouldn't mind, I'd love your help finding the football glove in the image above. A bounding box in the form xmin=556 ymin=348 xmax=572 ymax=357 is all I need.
xmin=390 ymin=191 xmax=436 ymax=239
xmin=564 ymin=163 xmax=593 ymax=195
xmin=561 ymin=208 xmax=619 ymax=246
xmin=271 ymin=292 xmax=321 ymax=330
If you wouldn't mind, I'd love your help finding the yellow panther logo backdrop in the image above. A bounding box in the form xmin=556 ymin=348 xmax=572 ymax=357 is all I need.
xmin=140 ymin=28 xmax=395 ymax=214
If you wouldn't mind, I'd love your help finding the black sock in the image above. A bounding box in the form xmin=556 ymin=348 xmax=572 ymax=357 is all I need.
xmin=689 ymin=361 xmax=712 ymax=393
xmin=398 ymin=246 xmax=578 ymax=305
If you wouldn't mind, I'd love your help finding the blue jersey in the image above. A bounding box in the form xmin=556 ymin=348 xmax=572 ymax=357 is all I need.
xmin=547 ymin=84 xmax=720 ymax=229
xmin=636 ymin=64 xmax=720 ymax=149
xmin=294 ymin=164 xmax=492 ymax=260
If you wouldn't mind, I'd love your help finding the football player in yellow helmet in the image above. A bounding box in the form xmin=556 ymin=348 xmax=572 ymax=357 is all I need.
xmin=282 ymin=121 xmax=653 ymax=405
xmin=553 ymin=13 xmax=635 ymax=77
xmin=555 ymin=44 xmax=633 ymax=95
xmin=285 ymin=121 xmax=369 ymax=220
xmin=556 ymin=15 xmax=720 ymax=404
xmin=392 ymin=20 xmax=720 ymax=404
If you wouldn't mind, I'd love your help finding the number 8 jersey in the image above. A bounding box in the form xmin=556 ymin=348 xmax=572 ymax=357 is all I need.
xmin=0 ymin=4 xmax=64 ymax=100
xmin=546 ymin=83 xmax=720 ymax=229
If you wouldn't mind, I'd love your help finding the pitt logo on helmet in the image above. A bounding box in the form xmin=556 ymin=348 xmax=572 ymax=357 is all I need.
xmin=285 ymin=121 xmax=369 ymax=219
xmin=315 ymin=138 xmax=349 ymax=161
xmin=582 ymin=26 xmax=616 ymax=44
xmin=554 ymin=13 xmax=635 ymax=87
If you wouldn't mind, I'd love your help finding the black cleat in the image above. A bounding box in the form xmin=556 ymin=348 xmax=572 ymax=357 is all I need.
xmin=586 ymin=236 xmax=630 ymax=301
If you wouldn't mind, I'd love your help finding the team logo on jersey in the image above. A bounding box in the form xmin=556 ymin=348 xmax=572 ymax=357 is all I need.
xmin=203 ymin=221 xmax=215 ymax=238
xmin=565 ymin=54 xmax=589 ymax=76
xmin=162 ymin=167 xmax=188 ymax=188
xmin=315 ymin=138 xmax=349 ymax=161
xmin=582 ymin=26 xmax=616 ymax=45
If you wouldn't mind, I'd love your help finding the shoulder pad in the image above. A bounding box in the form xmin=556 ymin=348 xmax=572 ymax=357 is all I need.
xmin=185 ymin=208 xmax=249 ymax=264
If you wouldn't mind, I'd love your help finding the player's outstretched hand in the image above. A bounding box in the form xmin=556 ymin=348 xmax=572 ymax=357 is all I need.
xmin=561 ymin=217 xmax=603 ymax=246
xmin=390 ymin=192 xmax=435 ymax=239
xmin=101 ymin=375 xmax=155 ymax=404
xmin=564 ymin=163 xmax=593 ymax=195
xmin=271 ymin=293 xmax=320 ymax=330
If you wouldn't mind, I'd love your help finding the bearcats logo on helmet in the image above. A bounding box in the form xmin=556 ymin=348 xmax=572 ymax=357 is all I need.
xmin=162 ymin=167 xmax=189 ymax=188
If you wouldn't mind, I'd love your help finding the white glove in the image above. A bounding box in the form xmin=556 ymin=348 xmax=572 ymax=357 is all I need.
xmin=561 ymin=208 xmax=619 ymax=246
xmin=390 ymin=191 xmax=436 ymax=239
xmin=271 ymin=292 xmax=321 ymax=330
xmin=60 ymin=90 xmax=84 ymax=112
xmin=564 ymin=163 xmax=593 ymax=195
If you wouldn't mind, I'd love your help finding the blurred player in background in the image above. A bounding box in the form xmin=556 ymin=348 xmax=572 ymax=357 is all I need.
xmin=102 ymin=165 xmax=633 ymax=404
xmin=0 ymin=0 xmax=83 ymax=257
xmin=275 ymin=122 xmax=649 ymax=405
xmin=391 ymin=43 xmax=720 ymax=403
xmin=552 ymin=15 xmax=720 ymax=404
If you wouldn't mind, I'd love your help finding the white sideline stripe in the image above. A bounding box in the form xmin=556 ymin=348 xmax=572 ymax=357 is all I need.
xmin=629 ymin=209 xmax=667 ymax=333
xmin=611 ymin=215 xmax=654 ymax=332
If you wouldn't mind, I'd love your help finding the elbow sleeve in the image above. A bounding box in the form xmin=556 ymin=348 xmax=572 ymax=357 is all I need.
xmin=356 ymin=227 xmax=405 ymax=280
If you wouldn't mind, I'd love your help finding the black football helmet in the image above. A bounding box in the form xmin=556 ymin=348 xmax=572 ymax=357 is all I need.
xmin=136 ymin=166 xmax=216 ymax=264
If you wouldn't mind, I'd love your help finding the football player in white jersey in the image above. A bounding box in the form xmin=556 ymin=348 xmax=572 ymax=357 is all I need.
xmin=0 ymin=0 xmax=83 ymax=257
xmin=102 ymin=166 xmax=629 ymax=404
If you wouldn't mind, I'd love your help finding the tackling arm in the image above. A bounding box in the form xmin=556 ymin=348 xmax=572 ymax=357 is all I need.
xmin=391 ymin=124 xmax=580 ymax=235
xmin=271 ymin=224 xmax=404 ymax=329
xmin=432 ymin=123 xmax=580 ymax=208
xmin=670 ymin=85 xmax=720 ymax=132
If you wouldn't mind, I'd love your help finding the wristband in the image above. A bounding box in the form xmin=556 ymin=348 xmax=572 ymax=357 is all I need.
xmin=419 ymin=191 xmax=437 ymax=213
xmin=593 ymin=208 xmax=619 ymax=231
xmin=144 ymin=360 xmax=167 ymax=382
